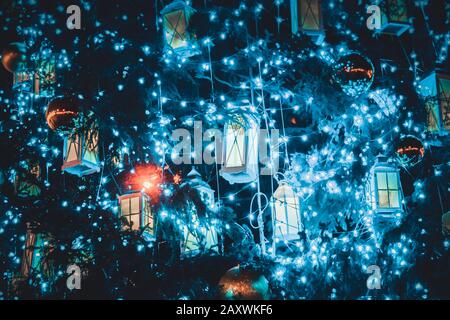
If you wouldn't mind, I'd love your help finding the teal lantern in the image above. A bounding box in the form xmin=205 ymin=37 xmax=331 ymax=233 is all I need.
xmin=161 ymin=1 xmax=199 ymax=57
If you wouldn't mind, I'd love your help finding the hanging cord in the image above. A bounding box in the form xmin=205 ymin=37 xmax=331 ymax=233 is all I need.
xmin=206 ymin=41 xmax=222 ymax=208
xmin=279 ymin=98 xmax=289 ymax=170
xmin=95 ymin=142 xmax=106 ymax=202
xmin=418 ymin=4 xmax=439 ymax=60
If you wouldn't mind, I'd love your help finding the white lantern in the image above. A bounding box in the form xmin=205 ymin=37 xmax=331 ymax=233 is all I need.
xmin=290 ymin=0 xmax=325 ymax=44
xmin=378 ymin=0 xmax=411 ymax=36
xmin=180 ymin=167 xmax=215 ymax=209
xmin=161 ymin=0 xmax=199 ymax=57
xmin=220 ymin=114 xmax=259 ymax=184
xmin=180 ymin=223 xmax=218 ymax=256
xmin=366 ymin=157 xmax=404 ymax=218
xmin=419 ymin=70 xmax=450 ymax=136
xmin=62 ymin=127 xmax=101 ymax=177
xmin=272 ymin=182 xmax=302 ymax=242
xmin=118 ymin=192 xmax=155 ymax=238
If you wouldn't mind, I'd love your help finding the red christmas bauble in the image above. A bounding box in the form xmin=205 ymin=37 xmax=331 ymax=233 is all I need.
xmin=396 ymin=136 xmax=424 ymax=168
xmin=45 ymin=96 xmax=80 ymax=132
xmin=218 ymin=266 xmax=270 ymax=300
xmin=1 ymin=42 xmax=28 ymax=73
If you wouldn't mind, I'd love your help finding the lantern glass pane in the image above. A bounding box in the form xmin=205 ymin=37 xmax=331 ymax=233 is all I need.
xmin=378 ymin=190 xmax=389 ymax=208
xmin=376 ymin=172 xmax=387 ymax=189
xmin=130 ymin=213 xmax=140 ymax=230
xmin=120 ymin=199 xmax=130 ymax=215
xmin=387 ymin=172 xmax=398 ymax=189
xmin=184 ymin=229 xmax=199 ymax=252
xmin=83 ymin=129 xmax=99 ymax=164
xmin=300 ymin=0 xmax=321 ymax=31
xmin=66 ymin=135 xmax=80 ymax=162
xmin=389 ymin=191 xmax=400 ymax=208
xmin=130 ymin=196 xmax=140 ymax=214
xmin=143 ymin=200 xmax=153 ymax=233
xmin=31 ymin=234 xmax=44 ymax=270
xmin=274 ymin=184 xmax=300 ymax=239
xmin=164 ymin=9 xmax=187 ymax=50
xmin=225 ymin=122 xmax=246 ymax=168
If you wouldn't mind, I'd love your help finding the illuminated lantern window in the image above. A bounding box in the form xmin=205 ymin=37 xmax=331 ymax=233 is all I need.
xmin=180 ymin=221 xmax=218 ymax=256
xmin=378 ymin=0 xmax=411 ymax=36
xmin=14 ymin=160 xmax=41 ymax=198
xmin=272 ymin=182 xmax=302 ymax=242
xmin=35 ymin=58 xmax=56 ymax=97
xmin=21 ymin=231 xmax=52 ymax=278
xmin=118 ymin=192 xmax=155 ymax=237
xmin=419 ymin=71 xmax=450 ymax=135
xmin=62 ymin=127 xmax=101 ymax=177
xmin=290 ymin=0 xmax=325 ymax=44
xmin=161 ymin=1 xmax=199 ymax=57
xmin=220 ymin=114 xmax=259 ymax=184
xmin=366 ymin=157 xmax=404 ymax=217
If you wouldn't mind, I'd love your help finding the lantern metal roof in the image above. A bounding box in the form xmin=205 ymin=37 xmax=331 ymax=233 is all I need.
xmin=181 ymin=167 xmax=212 ymax=191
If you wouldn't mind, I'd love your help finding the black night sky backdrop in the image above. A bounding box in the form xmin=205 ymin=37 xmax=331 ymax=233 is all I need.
xmin=0 ymin=0 xmax=449 ymax=300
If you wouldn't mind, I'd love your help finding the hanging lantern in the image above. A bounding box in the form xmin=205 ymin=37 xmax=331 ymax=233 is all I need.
xmin=395 ymin=135 xmax=425 ymax=168
xmin=35 ymin=58 xmax=57 ymax=97
xmin=378 ymin=0 xmax=411 ymax=36
xmin=220 ymin=113 xmax=259 ymax=184
xmin=12 ymin=70 xmax=38 ymax=93
xmin=14 ymin=160 xmax=41 ymax=199
xmin=118 ymin=191 xmax=155 ymax=238
xmin=366 ymin=156 xmax=404 ymax=219
xmin=1 ymin=42 xmax=27 ymax=73
xmin=419 ymin=70 xmax=450 ymax=136
xmin=62 ymin=126 xmax=100 ymax=177
xmin=180 ymin=167 xmax=215 ymax=209
xmin=218 ymin=266 xmax=270 ymax=300
xmin=272 ymin=182 xmax=302 ymax=243
xmin=180 ymin=223 xmax=218 ymax=256
xmin=290 ymin=0 xmax=325 ymax=44
xmin=46 ymin=96 xmax=80 ymax=133
xmin=21 ymin=231 xmax=52 ymax=278
xmin=333 ymin=52 xmax=375 ymax=97
xmin=442 ymin=212 xmax=450 ymax=236
xmin=161 ymin=1 xmax=199 ymax=57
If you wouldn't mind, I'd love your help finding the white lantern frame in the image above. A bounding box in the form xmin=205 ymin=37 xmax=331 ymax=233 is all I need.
xmin=220 ymin=113 xmax=259 ymax=184
xmin=290 ymin=0 xmax=325 ymax=44
xmin=118 ymin=192 xmax=155 ymax=238
xmin=419 ymin=70 xmax=450 ymax=136
xmin=366 ymin=159 xmax=404 ymax=218
xmin=272 ymin=182 xmax=303 ymax=242
xmin=62 ymin=127 xmax=101 ymax=177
